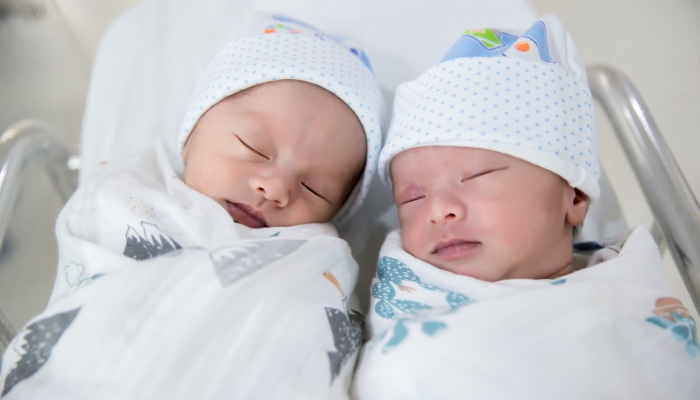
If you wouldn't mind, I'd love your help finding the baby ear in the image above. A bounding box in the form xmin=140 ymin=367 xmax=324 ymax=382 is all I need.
xmin=565 ymin=188 xmax=590 ymax=227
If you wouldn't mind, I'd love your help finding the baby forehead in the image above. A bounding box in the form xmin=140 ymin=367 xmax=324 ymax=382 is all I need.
xmin=391 ymin=146 xmax=511 ymax=174
xmin=389 ymin=145 xmax=568 ymax=194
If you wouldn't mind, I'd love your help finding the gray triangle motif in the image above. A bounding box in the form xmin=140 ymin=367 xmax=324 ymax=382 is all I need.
xmin=210 ymin=240 xmax=307 ymax=286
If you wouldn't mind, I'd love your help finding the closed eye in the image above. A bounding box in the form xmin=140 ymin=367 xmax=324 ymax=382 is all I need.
xmin=461 ymin=166 xmax=508 ymax=182
xmin=302 ymin=182 xmax=330 ymax=203
xmin=400 ymin=195 xmax=425 ymax=205
xmin=399 ymin=184 xmax=425 ymax=205
xmin=236 ymin=135 xmax=269 ymax=160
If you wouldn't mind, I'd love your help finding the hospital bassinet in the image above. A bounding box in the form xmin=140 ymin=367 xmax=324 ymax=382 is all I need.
xmin=1 ymin=0 xmax=698 ymax=354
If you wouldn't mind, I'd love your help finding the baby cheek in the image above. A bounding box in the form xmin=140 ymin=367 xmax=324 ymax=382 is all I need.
xmin=398 ymin=207 xmax=430 ymax=257
xmin=301 ymin=203 xmax=334 ymax=224
xmin=478 ymin=197 xmax=530 ymax=246
xmin=400 ymin=227 xmax=422 ymax=259
xmin=283 ymin=205 xmax=313 ymax=225
xmin=189 ymin=155 xmax=237 ymax=196
xmin=510 ymin=207 xmax=554 ymax=263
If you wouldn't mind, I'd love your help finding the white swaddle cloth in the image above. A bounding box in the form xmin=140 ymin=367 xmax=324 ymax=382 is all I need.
xmin=0 ymin=140 xmax=364 ymax=399
xmin=352 ymin=227 xmax=700 ymax=399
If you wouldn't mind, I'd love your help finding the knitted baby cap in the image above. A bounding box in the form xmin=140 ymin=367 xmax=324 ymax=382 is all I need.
xmin=380 ymin=15 xmax=600 ymax=201
xmin=178 ymin=12 xmax=384 ymax=224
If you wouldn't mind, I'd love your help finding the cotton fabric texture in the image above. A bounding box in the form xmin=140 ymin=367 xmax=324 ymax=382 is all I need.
xmin=379 ymin=15 xmax=600 ymax=201
xmin=177 ymin=13 xmax=384 ymax=223
xmin=0 ymin=140 xmax=365 ymax=399
xmin=351 ymin=227 xmax=700 ymax=399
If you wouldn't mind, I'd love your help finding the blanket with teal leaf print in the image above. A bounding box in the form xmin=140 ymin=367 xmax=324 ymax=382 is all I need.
xmin=352 ymin=227 xmax=700 ymax=400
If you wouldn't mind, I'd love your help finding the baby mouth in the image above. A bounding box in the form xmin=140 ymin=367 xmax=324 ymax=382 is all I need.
xmin=432 ymin=239 xmax=481 ymax=258
xmin=225 ymin=201 xmax=268 ymax=228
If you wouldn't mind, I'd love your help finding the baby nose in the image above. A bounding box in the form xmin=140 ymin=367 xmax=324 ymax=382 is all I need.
xmin=429 ymin=194 xmax=466 ymax=224
xmin=250 ymin=170 xmax=293 ymax=207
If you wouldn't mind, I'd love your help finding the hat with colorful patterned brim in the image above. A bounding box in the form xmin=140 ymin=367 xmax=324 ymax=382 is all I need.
xmin=380 ymin=15 xmax=599 ymax=202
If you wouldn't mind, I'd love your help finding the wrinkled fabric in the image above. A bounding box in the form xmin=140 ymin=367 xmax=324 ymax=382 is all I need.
xmin=1 ymin=140 xmax=363 ymax=399
xmin=352 ymin=227 xmax=700 ymax=400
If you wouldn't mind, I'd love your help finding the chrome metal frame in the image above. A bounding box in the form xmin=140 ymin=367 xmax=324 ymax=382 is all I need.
xmin=0 ymin=308 xmax=14 ymax=351
xmin=0 ymin=119 xmax=79 ymax=347
xmin=588 ymin=65 xmax=700 ymax=313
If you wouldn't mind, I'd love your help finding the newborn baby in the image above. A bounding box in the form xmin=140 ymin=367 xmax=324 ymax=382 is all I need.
xmin=391 ymin=145 xmax=589 ymax=281
xmin=0 ymin=13 xmax=383 ymax=400
xmin=182 ymin=79 xmax=367 ymax=228
xmin=178 ymin=12 xmax=382 ymax=227
xmin=352 ymin=15 xmax=699 ymax=400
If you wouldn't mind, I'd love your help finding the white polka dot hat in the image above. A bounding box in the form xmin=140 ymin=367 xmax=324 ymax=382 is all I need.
xmin=177 ymin=12 xmax=384 ymax=224
xmin=380 ymin=15 xmax=600 ymax=201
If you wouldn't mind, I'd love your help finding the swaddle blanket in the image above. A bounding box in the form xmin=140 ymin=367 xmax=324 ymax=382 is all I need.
xmin=352 ymin=227 xmax=700 ymax=399
xmin=0 ymin=140 xmax=363 ymax=399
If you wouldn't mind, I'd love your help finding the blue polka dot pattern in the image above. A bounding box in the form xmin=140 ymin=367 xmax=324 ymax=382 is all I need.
xmin=379 ymin=16 xmax=600 ymax=202
xmin=177 ymin=15 xmax=384 ymax=224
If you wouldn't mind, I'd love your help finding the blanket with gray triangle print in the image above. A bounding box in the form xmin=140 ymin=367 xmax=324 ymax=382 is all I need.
xmin=0 ymin=140 xmax=363 ymax=400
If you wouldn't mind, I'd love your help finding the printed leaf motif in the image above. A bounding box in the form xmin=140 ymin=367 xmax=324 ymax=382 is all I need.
xmin=371 ymin=257 xmax=475 ymax=352
xmin=390 ymin=299 xmax=432 ymax=313
xmin=646 ymin=297 xmax=700 ymax=358
xmin=377 ymin=257 xmax=420 ymax=284
xmin=647 ymin=316 xmax=674 ymax=329
xmin=462 ymin=28 xmax=504 ymax=49
xmin=672 ymin=324 xmax=691 ymax=342
xmin=421 ymin=321 xmax=447 ymax=336
xmin=446 ymin=292 xmax=475 ymax=308
xmin=2 ymin=308 xmax=81 ymax=396
xmin=383 ymin=320 xmax=409 ymax=353
xmin=65 ymin=262 xmax=87 ymax=288
xmin=440 ymin=29 xmax=518 ymax=63
xmin=375 ymin=299 xmax=398 ymax=319
xmin=372 ymin=257 xmax=474 ymax=320
xmin=370 ymin=281 xmax=395 ymax=300
xmin=210 ymin=240 xmax=306 ymax=286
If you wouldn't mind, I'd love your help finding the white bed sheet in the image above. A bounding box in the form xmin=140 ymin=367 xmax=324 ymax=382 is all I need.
xmin=79 ymin=0 xmax=627 ymax=311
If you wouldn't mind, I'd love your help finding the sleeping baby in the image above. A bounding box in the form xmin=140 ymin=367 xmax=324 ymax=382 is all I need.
xmin=0 ymin=13 xmax=382 ymax=400
xmin=352 ymin=15 xmax=700 ymax=400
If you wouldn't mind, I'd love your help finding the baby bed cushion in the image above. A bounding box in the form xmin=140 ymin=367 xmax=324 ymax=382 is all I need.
xmin=351 ymin=228 xmax=700 ymax=399
xmin=78 ymin=0 xmax=626 ymax=311
xmin=0 ymin=140 xmax=364 ymax=399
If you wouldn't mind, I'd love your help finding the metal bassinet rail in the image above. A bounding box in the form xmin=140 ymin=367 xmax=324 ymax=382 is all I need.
xmin=0 ymin=119 xmax=78 ymax=347
xmin=0 ymin=66 xmax=698 ymax=348
xmin=587 ymin=65 xmax=700 ymax=312
xmin=0 ymin=120 xmax=78 ymax=247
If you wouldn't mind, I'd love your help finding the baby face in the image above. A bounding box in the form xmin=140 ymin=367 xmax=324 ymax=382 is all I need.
xmin=391 ymin=146 xmax=589 ymax=281
xmin=182 ymin=80 xmax=366 ymax=228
